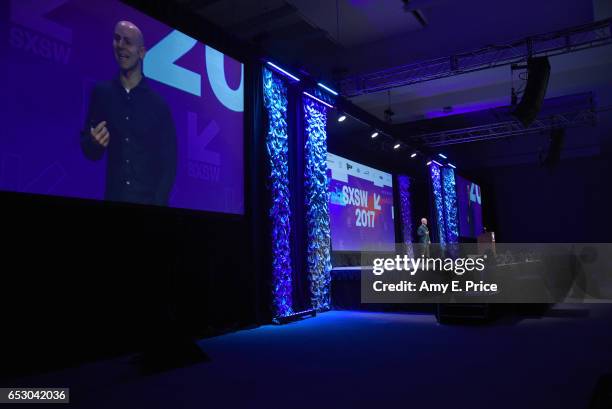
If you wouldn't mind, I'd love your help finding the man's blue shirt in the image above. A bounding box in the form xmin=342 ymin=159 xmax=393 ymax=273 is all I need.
xmin=81 ymin=77 xmax=176 ymax=206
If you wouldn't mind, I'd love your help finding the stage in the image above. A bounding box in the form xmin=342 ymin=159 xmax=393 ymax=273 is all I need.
xmin=7 ymin=305 xmax=612 ymax=408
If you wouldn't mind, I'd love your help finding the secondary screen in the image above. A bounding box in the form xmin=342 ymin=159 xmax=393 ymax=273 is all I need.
xmin=1 ymin=0 xmax=244 ymax=214
xmin=327 ymin=153 xmax=395 ymax=252
xmin=456 ymin=175 xmax=483 ymax=238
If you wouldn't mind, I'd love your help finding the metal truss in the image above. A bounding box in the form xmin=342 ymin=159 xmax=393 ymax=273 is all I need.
xmin=415 ymin=109 xmax=600 ymax=147
xmin=340 ymin=19 xmax=612 ymax=97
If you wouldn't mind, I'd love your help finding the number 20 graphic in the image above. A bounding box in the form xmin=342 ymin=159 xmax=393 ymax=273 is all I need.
xmin=144 ymin=30 xmax=244 ymax=112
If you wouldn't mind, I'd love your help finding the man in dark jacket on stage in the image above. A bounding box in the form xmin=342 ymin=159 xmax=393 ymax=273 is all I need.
xmin=417 ymin=217 xmax=431 ymax=256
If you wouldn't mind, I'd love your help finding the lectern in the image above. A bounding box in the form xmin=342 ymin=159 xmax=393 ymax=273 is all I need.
xmin=477 ymin=231 xmax=496 ymax=256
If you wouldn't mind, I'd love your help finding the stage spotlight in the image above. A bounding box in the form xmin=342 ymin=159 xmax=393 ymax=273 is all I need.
xmin=371 ymin=131 xmax=379 ymax=138
xmin=426 ymin=161 xmax=432 ymax=166
xmin=393 ymin=143 xmax=401 ymax=149
xmin=338 ymin=115 xmax=347 ymax=122
xmin=448 ymin=163 xmax=456 ymax=169
xmin=438 ymin=153 xmax=447 ymax=159
xmin=273 ymin=309 xmax=317 ymax=325
xmin=410 ymin=152 xmax=417 ymax=158
xmin=432 ymin=160 xmax=443 ymax=166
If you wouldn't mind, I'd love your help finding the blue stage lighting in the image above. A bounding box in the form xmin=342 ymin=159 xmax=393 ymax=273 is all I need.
xmin=266 ymin=61 xmax=300 ymax=82
xmin=303 ymin=91 xmax=334 ymax=108
xmin=317 ymin=82 xmax=339 ymax=96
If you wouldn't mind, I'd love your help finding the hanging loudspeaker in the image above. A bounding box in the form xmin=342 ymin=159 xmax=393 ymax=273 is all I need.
xmin=512 ymin=57 xmax=551 ymax=127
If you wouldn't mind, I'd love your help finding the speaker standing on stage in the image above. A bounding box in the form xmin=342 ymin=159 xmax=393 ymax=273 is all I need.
xmin=417 ymin=217 xmax=431 ymax=256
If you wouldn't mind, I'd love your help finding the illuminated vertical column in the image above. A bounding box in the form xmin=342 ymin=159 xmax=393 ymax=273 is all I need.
xmin=303 ymin=94 xmax=332 ymax=311
xmin=442 ymin=167 xmax=459 ymax=244
xmin=430 ymin=163 xmax=446 ymax=246
xmin=263 ymin=68 xmax=293 ymax=318
xmin=397 ymin=175 xmax=414 ymax=257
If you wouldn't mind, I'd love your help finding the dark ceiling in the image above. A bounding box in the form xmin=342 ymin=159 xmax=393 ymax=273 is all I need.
xmin=175 ymin=0 xmax=607 ymax=124
xmin=170 ymin=0 xmax=611 ymax=170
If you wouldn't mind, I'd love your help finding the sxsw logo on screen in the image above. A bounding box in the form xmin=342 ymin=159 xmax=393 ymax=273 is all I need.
xmin=187 ymin=112 xmax=222 ymax=182
xmin=9 ymin=0 xmax=73 ymax=65
xmin=8 ymin=1 xmax=244 ymax=113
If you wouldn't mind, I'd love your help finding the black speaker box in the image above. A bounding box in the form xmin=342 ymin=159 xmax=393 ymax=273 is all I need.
xmin=513 ymin=57 xmax=551 ymax=127
xmin=542 ymin=128 xmax=565 ymax=167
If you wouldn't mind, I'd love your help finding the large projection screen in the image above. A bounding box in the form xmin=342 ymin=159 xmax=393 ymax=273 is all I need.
xmin=456 ymin=174 xmax=483 ymax=238
xmin=1 ymin=0 xmax=244 ymax=214
xmin=327 ymin=153 xmax=395 ymax=252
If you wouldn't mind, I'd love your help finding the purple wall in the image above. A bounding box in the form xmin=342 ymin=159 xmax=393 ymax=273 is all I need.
xmin=475 ymin=157 xmax=609 ymax=243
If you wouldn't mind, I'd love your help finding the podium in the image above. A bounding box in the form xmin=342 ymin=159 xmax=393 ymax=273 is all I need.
xmin=477 ymin=231 xmax=496 ymax=256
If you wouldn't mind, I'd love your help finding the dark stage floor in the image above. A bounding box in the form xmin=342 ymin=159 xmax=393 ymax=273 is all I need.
xmin=8 ymin=305 xmax=612 ymax=408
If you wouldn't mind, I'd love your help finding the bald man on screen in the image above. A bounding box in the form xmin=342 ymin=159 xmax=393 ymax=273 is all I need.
xmin=81 ymin=21 xmax=177 ymax=206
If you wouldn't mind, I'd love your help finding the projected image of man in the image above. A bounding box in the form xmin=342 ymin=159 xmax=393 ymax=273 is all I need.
xmin=81 ymin=21 xmax=177 ymax=206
